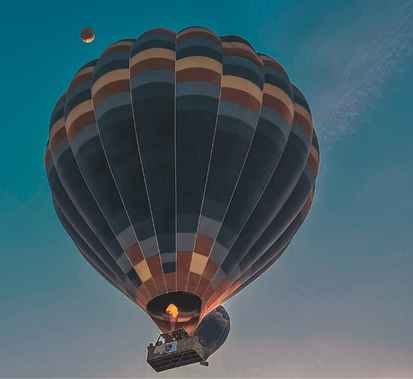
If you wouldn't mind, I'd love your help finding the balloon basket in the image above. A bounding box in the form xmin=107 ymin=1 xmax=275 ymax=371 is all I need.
xmin=147 ymin=329 xmax=209 ymax=372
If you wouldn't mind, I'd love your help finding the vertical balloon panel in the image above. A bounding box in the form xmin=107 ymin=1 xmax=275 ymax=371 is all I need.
xmin=91 ymin=40 xmax=165 ymax=305
xmin=200 ymin=54 xmax=295 ymax=307
xmin=174 ymin=27 xmax=223 ymax=298
xmin=190 ymin=37 xmax=264 ymax=314
xmin=129 ymin=30 xmax=177 ymax=329
xmin=64 ymin=61 xmax=149 ymax=305
xmin=51 ymin=96 xmax=125 ymax=270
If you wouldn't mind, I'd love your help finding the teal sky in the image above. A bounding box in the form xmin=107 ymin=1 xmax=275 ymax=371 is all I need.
xmin=1 ymin=0 xmax=413 ymax=377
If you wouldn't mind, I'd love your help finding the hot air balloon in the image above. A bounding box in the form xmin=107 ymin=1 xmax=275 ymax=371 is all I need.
xmin=45 ymin=26 xmax=319 ymax=370
xmin=80 ymin=27 xmax=95 ymax=43
xmin=194 ymin=305 xmax=230 ymax=357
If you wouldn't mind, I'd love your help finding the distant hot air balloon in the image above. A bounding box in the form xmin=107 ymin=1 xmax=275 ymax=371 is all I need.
xmin=194 ymin=305 xmax=230 ymax=357
xmin=45 ymin=26 xmax=319 ymax=370
xmin=80 ymin=27 xmax=95 ymax=43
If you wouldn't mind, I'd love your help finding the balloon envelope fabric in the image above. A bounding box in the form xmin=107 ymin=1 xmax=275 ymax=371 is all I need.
xmin=45 ymin=27 xmax=319 ymax=333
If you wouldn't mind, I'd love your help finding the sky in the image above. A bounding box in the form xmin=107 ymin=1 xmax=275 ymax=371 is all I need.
xmin=1 ymin=0 xmax=413 ymax=377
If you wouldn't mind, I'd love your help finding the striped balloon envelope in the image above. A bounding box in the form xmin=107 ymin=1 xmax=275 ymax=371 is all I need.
xmin=45 ymin=26 xmax=319 ymax=334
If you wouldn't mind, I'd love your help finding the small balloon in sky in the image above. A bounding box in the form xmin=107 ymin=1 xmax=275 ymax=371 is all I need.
xmin=80 ymin=27 xmax=95 ymax=44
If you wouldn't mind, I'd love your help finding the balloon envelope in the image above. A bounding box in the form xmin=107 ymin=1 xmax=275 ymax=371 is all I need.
xmin=80 ymin=27 xmax=95 ymax=43
xmin=45 ymin=26 xmax=319 ymax=334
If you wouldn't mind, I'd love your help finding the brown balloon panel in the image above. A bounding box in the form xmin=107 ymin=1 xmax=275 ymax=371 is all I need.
xmin=46 ymin=26 xmax=319 ymax=334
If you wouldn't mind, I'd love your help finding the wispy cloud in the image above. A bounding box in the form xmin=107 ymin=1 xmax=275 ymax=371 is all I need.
xmin=297 ymin=0 xmax=413 ymax=145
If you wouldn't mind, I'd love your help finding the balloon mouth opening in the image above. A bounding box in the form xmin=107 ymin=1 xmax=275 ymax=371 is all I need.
xmin=147 ymin=292 xmax=201 ymax=330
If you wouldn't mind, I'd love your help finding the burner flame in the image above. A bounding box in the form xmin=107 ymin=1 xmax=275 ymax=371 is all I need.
xmin=165 ymin=303 xmax=179 ymax=319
